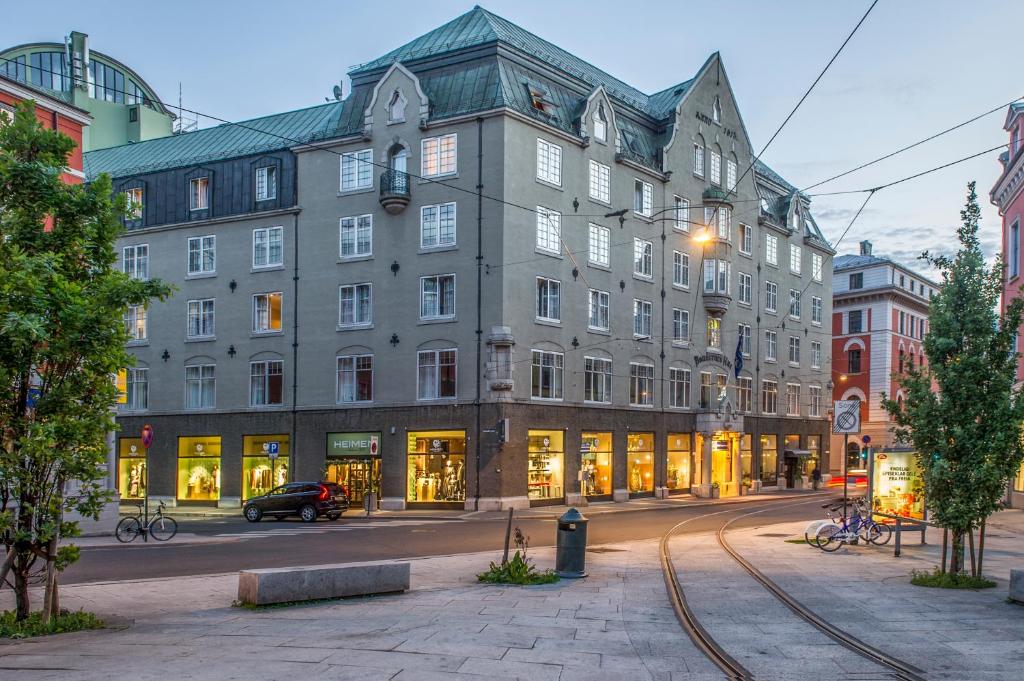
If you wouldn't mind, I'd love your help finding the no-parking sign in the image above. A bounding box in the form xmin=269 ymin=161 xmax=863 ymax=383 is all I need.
xmin=833 ymin=401 xmax=861 ymax=434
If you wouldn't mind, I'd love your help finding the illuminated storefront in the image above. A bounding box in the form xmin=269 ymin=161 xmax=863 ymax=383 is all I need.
xmin=871 ymin=450 xmax=924 ymax=519
xmin=177 ymin=436 xmax=221 ymax=503
xmin=666 ymin=433 xmax=692 ymax=493
xmin=740 ymin=434 xmax=752 ymax=490
xmin=118 ymin=437 xmax=146 ymax=502
xmin=1016 ymin=460 xmax=1024 ymax=493
xmin=527 ymin=430 xmax=565 ymax=506
xmin=760 ymin=435 xmax=778 ymax=486
xmin=711 ymin=434 xmax=736 ymax=497
xmin=580 ymin=431 xmax=613 ymax=500
xmin=242 ymin=435 xmax=289 ymax=501
xmin=628 ymin=432 xmax=654 ymax=497
xmin=407 ymin=430 xmax=466 ymax=505
xmin=326 ymin=432 xmax=381 ymax=505
xmin=806 ymin=435 xmax=821 ymax=476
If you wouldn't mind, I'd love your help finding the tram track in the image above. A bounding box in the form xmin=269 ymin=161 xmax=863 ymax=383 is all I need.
xmin=659 ymin=497 xmax=928 ymax=681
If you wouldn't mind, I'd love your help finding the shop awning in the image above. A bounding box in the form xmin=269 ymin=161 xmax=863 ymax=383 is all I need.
xmin=784 ymin=449 xmax=813 ymax=458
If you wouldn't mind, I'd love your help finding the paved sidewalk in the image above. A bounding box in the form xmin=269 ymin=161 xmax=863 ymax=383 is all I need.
xmin=0 ymin=541 xmax=723 ymax=681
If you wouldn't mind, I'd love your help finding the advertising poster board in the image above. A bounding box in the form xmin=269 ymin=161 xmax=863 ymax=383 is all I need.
xmin=870 ymin=450 xmax=925 ymax=520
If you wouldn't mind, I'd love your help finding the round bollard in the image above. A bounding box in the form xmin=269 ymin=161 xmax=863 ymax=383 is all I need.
xmin=555 ymin=508 xmax=588 ymax=578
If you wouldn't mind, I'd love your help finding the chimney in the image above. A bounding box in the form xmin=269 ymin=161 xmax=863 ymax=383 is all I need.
xmin=859 ymin=240 xmax=873 ymax=256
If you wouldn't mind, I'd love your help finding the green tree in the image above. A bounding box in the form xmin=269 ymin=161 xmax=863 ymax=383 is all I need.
xmin=883 ymin=182 xmax=1024 ymax=576
xmin=0 ymin=102 xmax=170 ymax=620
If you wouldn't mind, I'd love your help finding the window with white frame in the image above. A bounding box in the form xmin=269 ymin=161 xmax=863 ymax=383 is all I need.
xmin=123 ymin=245 xmax=149 ymax=280
xmin=185 ymin=364 xmax=215 ymax=409
xmin=417 ymin=349 xmax=457 ymax=399
xmin=589 ymin=160 xmax=610 ymax=203
xmin=337 ymin=354 xmax=373 ymax=403
xmin=737 ymin=376 xmax=752 ymax=412
xmin=633 ymin=299 xmax=652 ymax=338
xmin=727 ymin=158 xmax=737 ymax=191
xmin=536 ymin=139 xmax=562 ymax=185
xmin=420 ymin=203 xmax=456 ymax=248
xmin=339 ymin=283 xmax=372 ymax=327
xmin=421 ymin=134 xmax=457 ymax=177
xmin=707 ymin=317 xmax=721 ymax=350
xmin=339 ymin=214 xmax=372 ymax=257
xmin=790 ymin=244 xmax=802 ymax=274
xmin=187 ymin=299 xmax=215 ymax=338
xmin=673 ymin=308 xmax=690 ymax=344
xmin=811 ymin=340 xmax=822 ymax=368
xmin=189 ymin=177 xmax=209 ymax=211
xmin=717 ymin=206 xmax=731 ymax=240
xmin=420 ymin=275 xmax=456 ymax=320
xmin=253 ymin=226 xmax=283 ymax=268
xmin=593 ymin=103 xmax=607 ymax=142
xmin=809 ymin=385 xmax=822 ymax=417
xmin=634 ymin=238 xmax=653 ymax=277
xmin=531 ymin=350 xmax=564 ymax=400
xmin=670 ymin=367 xmax=691 ymax=408
xmin=584 ymin=356 xmax=612 ymax=403
xmin=765 ymin=281 xmax=778 ymax=312
xmin=250 ymin=359 xmax=283 ymax=406
xmin=739 ymin=223 xmax=752 ymax=254
xmin=673 ymin=251 xmax=690 ymax=288
xmin=694 ymin=142 xmax=705 ymax=176
xmin=788 ymin=336 xmax=801 ymax=365
xmin=253 ymin=292 xmax=283 ymax=333
xmin=786 ymin=383 xmax=801 ymax=416
xmin=762 ymin=379 xmax=778 ymax=414
xmin=122 ymin=368 xmax=148 ymax=411
xmin=124 ymin=188 xmax=143 ymax=220
xmin=630 ymin=363 xmax=654 ymax=406
xmin=710 ymin=148 xmax=722 ymax=185
xmin=536 ymin=206 xmax=561 ymax=254
xmin=634 ymin=179 xmax=653 ymax=216
xmin=341 ymin=149 xmax=373 ymax=190
xmin=812 ymin=252 xmax=823 ymax=282
xmin=765 ymin=330 xmax=777 ymax=361
xmin=766 ymin=233 xmax=778 ymax=266
xmin=811 ymin=296 xmax=823 ymax=325
xmin=588 ymin=223 xmax=609 ymax=266
xmin=255 ymin=166 xmax=277 ymax=201
xmin=738 ymin=272 xmax=751 ymax=304
xmin=125 ymin=305 xmax=147 ymax=341
xmin=674 ymin=195 xmax=689 ymax=231
xmin=536 ymin=277 xmax=561 ymax=322
xmin=738 ymin=323 xmax=751 ymax=356
xmin=703 ymin=259 xmax=730 ymax=294
xmin=588 ymin=289 xmax=609 ymax=331
xmin=789 ymin=289 xmax=801 ymax=319
xmin=187 ymin=235 xmax=215 ymax=275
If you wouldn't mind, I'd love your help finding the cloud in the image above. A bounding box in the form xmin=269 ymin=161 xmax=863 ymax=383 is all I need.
xmin=813 ymin=205 xmax=879 ymax=222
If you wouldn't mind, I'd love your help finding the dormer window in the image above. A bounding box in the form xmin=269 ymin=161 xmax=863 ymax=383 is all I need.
xmin=593 ymin=103 xmax=607 ymax=142
xmin=386 ymin=89 xmax=406 ymax=124
xmin=712 ymin=96 xmax=722 ymax=124
xmin=190 ymin=177 xmax=209 ymax=211
xmin=524 ymin=80 xmax=554 ymax=115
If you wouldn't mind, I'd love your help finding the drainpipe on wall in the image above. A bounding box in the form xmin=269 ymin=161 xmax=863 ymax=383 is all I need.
xmin=474 ymin=117 xmax=484 ymax=510
xmin=290 ymin=207 xmax=300 ymax=483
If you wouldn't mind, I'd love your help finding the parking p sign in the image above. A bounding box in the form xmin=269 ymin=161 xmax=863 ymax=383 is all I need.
xmin=833 ymin=400 xmax=861 ymax=434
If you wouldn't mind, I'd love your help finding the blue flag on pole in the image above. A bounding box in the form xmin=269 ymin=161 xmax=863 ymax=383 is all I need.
xmin=734 ymin=334 xmax=744 ymax=379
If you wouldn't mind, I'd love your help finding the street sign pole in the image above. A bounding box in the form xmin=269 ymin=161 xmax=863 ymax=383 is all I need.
xmin=141 ymin=424 xmax=154 ymax=543
xmin=843 ymin=433 xmax=849 ymax=519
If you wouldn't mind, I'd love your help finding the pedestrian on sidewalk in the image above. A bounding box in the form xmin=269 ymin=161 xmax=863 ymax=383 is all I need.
xmin=811 ymin=467 xmax=822 ymax=491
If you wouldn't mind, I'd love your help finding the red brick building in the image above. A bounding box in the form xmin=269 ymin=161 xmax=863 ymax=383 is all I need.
xmin=829 ymin=241 xmax=936 ymax=476
xmin=991 ymin=101 xmax=1024 ymax=507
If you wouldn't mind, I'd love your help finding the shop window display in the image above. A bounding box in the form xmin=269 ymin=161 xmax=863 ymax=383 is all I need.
xmin=326 ymin=432 xmax=381 ymax=505
xmin=580 ymin=431 xmax=612 ymax=498
xmin=760 ymin=435 xmax=778 ymax=485
xmin=628 ymin=432 xmax=654 ymax=495
xmin=527 ymin=430 xmax=564 ymax=503
xmin=407 ymin=431 xmax=466 ymax=503
xmin=805 ymin=435 xmax=821 ymax=476
xmin=118 ymin=438 xmax=146 ymax=501
xmin=177 ymin=436 xmax=222 ymax=502
xmin=666 ymin=433 xmax=691 ymax=492
xmin=242 ymin=435 xmax=289 ymax=501
xmin=740 ymin=434 xmax=752 ymax=489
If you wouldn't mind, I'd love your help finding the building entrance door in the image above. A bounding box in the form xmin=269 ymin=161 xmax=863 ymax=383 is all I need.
xmin=783 ymin=457 xmax=799 ymax=489
xmin=710 ymin=435 xmax=738 ymax=498
xmin=326 ymin=457 xmax=380 ymax=505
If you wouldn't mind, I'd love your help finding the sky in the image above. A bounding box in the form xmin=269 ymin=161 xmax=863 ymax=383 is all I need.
xmin=4 ymin=0 xmax=1021 ymax=278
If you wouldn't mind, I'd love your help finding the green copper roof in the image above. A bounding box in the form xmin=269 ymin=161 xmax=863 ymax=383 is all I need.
xmin=84 ymin=102 xmax=340 ymax=179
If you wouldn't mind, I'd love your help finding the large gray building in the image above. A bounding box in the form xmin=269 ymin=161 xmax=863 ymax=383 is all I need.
xmin=93 ymin=7 xmax=833 ymax=511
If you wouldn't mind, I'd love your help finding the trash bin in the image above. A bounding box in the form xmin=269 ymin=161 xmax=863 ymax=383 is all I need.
xmin=555 ymin=508 xmax=588 ymax=578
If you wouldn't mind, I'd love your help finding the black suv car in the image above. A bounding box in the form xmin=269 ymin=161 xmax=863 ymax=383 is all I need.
xmin=243 ymin=482 xmax=349 ymax=523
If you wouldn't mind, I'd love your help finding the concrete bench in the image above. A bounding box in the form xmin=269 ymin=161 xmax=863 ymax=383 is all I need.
xmin=1011 ymin=570 xmax=1024 ymax=605
xmin=237 ymin=561 xmax=410 ymax=606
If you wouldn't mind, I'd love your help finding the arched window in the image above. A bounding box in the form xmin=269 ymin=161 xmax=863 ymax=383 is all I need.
xmin=593 ymin=103 xmax=607 ymax=142
xmin=693 ymin=135 xmax=705 ymax=177
xmin=898 ymin=349 xmax=905 ymax=373
xmin=709 ymin=144 xmax=722 ymax=185
xmin=386 ymin=89 xmax=406 ymax=124
xmin=713 ymin=96 xmax=722 ymax=123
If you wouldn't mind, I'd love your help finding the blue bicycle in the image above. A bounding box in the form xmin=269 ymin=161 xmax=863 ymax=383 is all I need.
xmin=815 ymin=499 xmax=892 ymax=551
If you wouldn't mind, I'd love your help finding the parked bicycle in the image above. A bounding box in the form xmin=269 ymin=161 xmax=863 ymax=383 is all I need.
xmin=814 ymin=498 xmax=891 ymax=551
xmin=115 ymin=501 xmax=178 ymax=543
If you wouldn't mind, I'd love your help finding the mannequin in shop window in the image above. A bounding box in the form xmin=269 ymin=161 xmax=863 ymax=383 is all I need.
xmin=582 ymin=460 xmax=596 ymax=495
xmin=128 ymin=462 xmax=146 ymax=498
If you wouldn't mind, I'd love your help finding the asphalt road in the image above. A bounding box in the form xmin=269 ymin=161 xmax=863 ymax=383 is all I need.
xmin=63 ymin=495 xmax=837 ymax=585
